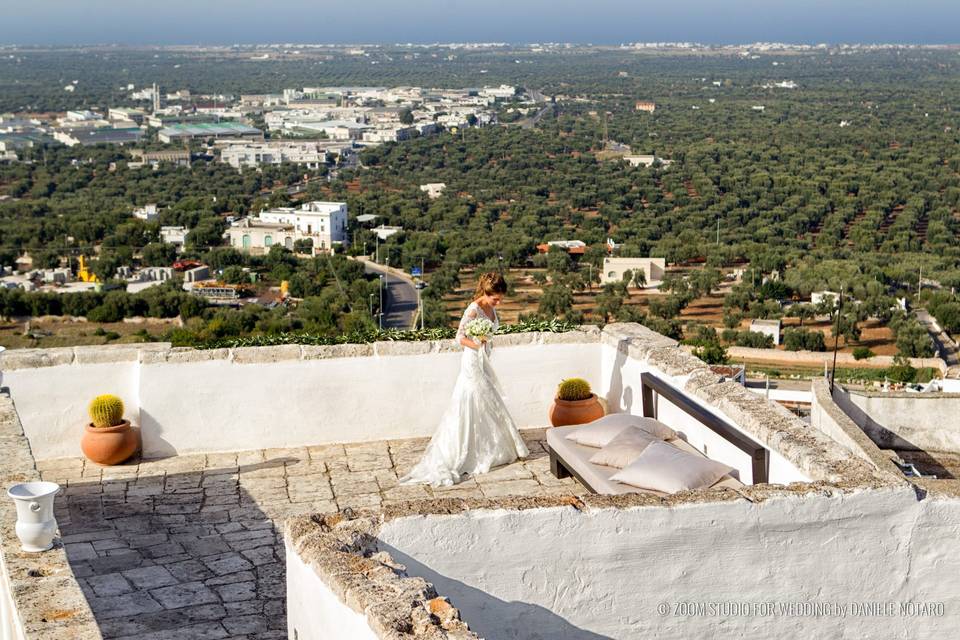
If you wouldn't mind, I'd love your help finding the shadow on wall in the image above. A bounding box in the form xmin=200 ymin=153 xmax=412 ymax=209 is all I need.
xmin=381 ymin=543 xmax=614 ymax=640
xmin=137 ymin=407 xmax=178 ymax=459
xmin=604 ymin=342 xmax=632 ymax=415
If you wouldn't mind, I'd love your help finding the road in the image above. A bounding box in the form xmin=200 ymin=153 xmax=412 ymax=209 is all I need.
xmin=358 ymin=259 xmax=418 ymax=330
xmin=503 ymin=86 xmax=552 ymax=129
xmin=915 ymin=309 xmax=960 ymax=376
xmin=518 ymin=104 xmax=552 ymax=129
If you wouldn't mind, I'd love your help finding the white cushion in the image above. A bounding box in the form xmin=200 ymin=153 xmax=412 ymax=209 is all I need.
xmin=588 ymin=428 xmax=659 ymax=468
xmin=564 ymin=413 xmax=675 ymax=448
xmin=610 ymin=440 xmax=735 ymax=494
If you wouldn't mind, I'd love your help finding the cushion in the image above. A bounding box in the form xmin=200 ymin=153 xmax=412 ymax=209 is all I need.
xmin=564 ymin=413 xmax=675 ymax=448
xmin=610 ymin=440 xmax=735 ymax=494
xmin=588 ymin=428 xmax=659 ymax=468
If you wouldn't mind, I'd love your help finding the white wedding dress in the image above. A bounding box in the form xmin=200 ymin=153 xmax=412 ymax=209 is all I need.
xmin=400 ymin=301 xmax=529 ymax=486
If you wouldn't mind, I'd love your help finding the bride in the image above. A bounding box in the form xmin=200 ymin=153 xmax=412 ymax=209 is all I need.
xmin=401 ymin=272 xmax=529 ymax=486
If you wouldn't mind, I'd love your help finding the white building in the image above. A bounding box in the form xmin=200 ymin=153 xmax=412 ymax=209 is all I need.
xmin=220 ymin=141 xmax=330 ymax=169
xmin=132 ymin=204 xmax=159 ymax=221
xmin=419 ymin=183 xmax=447 ymax=199
xmin=546 ymin=240 xmax=586 ymax=251
xmin=623 ymin=155 xmax=672 ymax=168
xmin=480 ymin=85 xmax=516 ymax=99
xmin=160 ymin=226 xmax=188 ymax=248
xmin=361 ymin=126 xmax=416 ymax=143
xmin=601 ymin=257 xmax=666 ymax=287
xmin=227 ymin=201 xmax=348 ymax=255
xmin=64 ymin=110 xmax=103 ymax=122
xmin=749 ymin=318 xmax=782 ymax=345
xmin=371 ymin=225 xmax=403 ymax=241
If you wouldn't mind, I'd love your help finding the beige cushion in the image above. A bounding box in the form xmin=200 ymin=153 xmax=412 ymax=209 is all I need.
xmin=588 ymin=428 xmax=659 ymax=468
xmin=564 ymin=414 xmax=675 ymax=448
xmin=546 ymin=426 xmax=745 ymax=496
xmin=610 ymin=440 xmax=735 ymax=494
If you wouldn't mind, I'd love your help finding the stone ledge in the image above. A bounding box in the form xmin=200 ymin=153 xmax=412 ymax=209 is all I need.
xmin=809 ymin=379 xmax=904 ymax=478
xmin=642 ymin=345 xmax=707 ymax=377
xmin=301 ymin=344 xmax=375 ymax=360
xmin=539 ymin=325 xmax=602 ymax=344
xmin=74 ymin=344 xmax=149 ymax=366
xmin=601 ymin=322 xmax=677 ymax=351
xmin=285 ymin=515 xmax=478 ymax=639
xmin=230 ymin=344 xmax=303 ymax=364
xmin=0 ymin=348 xmax=75 ymax=371
xmin=0 ymin=394 xmax=101 ymax=640
xmin=686 ymin=377 xmax=891 ymax=487
xmin=373 ymin=341 xmax=434 ymax=357
xmin=1 ymin=329 xmax=600 ymax=370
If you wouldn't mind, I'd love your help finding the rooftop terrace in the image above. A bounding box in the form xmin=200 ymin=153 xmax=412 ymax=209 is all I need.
xmin=0 ymin=323 xmax=956 ymax=639
xmin=35 ymin=429 xmax=573 ymax=639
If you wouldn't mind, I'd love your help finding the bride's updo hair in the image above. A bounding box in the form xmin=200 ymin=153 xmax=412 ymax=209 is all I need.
xmin=474 ymin=272 xmax=508 ymax=300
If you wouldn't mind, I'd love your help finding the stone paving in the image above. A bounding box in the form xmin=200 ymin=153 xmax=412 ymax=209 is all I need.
xmin=37 ymin=428 xmax=582 ymax=639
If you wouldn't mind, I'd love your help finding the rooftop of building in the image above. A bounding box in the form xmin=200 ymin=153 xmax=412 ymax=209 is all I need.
xmin=0 ymin=323 xmax=952 ymax=639
xmin=159 ymin=122 xmax=262 ymax=136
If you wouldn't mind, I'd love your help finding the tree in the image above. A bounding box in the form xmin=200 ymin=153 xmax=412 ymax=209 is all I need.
xmin=594 ymin=282 xmax=627 ymax=323
xmin=293 ymin=238 xmax=314 ymax=254
xmin=222 ymin=266 xmax=248 ymax=285
xmin=787 ymin=303 xmax=816 ymax=327
xmin=399 ymin=108 xmax=415 ymax=125
xmin=894 ymin=317 xmax=934 ymax=358
xmin=538 ymin=283 xmax=574 ymax=318
xmin=141 ymin=242 xmax=176 ymax=267
xmin=783 ymin=328 xmax=826 ymax=352
xmin=887 ymin=355 xmax=917 ymax=384
xmin=693 ymin=342 xmax=729 ymax=364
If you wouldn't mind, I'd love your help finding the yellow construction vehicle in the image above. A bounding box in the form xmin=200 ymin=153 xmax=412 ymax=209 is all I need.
xmin=77 ymin=256 xmax=100 ymax=283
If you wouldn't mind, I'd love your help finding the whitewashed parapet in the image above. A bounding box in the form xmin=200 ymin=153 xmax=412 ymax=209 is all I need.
xmin=0 ymin=394 xmax=101 ymax=640
xmin=0 ymin=327 xmax=601 ymax=369
xmin=285 ymin=515 xmax=479 ymax=640
xmin=598 ymin=322 xmax=894 ymax=488
xmin=0 ymin=343 xmax=171 ymax=371
xmin=808 ymin=379 xmax=904 ymax=476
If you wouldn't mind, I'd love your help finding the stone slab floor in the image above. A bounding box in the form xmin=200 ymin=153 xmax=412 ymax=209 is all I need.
xmin=38 ymin=428 xmax=582 ymax=639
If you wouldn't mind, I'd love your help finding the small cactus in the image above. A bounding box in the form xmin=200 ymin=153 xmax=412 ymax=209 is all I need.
xmin=557 ymin=378 xmax=592 ymax=401
xmin=89 ymin=394 xmax=125 ymax=428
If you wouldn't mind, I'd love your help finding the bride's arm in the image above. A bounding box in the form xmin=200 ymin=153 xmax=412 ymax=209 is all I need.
xmin=459 ymin=335 xmax=482 ymax=350
xmin=456 ymin=304 xmax=483 ymax=351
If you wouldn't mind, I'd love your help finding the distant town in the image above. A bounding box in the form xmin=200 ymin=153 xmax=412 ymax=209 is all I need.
xmin=0 ymin=82 xmax=519 ymax=160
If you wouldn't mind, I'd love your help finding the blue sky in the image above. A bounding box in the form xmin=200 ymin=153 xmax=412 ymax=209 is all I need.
xmin=2 ymin=0 xmax=958 ymax=45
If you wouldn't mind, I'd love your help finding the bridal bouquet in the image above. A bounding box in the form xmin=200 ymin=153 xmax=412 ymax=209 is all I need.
xmin=464 ymin=317 xmax=495 ymax=343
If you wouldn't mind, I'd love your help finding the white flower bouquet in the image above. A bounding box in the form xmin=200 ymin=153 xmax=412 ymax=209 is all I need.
xmin=464 ymin=317 xmax=495 ymax=343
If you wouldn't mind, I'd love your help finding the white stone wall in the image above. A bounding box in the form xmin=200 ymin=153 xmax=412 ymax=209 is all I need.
xmin=2 ymin=339 xmax=600 ymax=460
xmin=285 ymin=544 xmax=379 ymax=640
xmin=0 ymin=548 xmax=27 ymax=640
xmin=376 ymin=487 xmax=960 ymax=639
xmin=4 ymin=358 xmax=140 ymax=460
xmin=598 ymin=341 xmax=808 ymax=484
xmin=835 ymin=386 xmax=960 ymax=452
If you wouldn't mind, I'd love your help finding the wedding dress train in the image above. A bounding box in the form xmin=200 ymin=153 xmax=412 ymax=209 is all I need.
xmin=400 ymin=301 xmax=529 ymax=486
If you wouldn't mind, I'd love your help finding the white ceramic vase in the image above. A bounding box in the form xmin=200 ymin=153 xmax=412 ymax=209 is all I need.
xmin=7 ymin=481 xmax=60 ymax=552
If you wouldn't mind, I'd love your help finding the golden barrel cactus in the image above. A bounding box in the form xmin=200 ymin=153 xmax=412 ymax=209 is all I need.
xmin=557 ymin=378 xmax=592 ymax=401
xmin=88 ymin=394 xmax=125 ymax=428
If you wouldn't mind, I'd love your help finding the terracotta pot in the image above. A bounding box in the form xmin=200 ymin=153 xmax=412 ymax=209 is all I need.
xmin=548 ymin=394 xmax=605 ymax=427
xmin=81 ymin=420 xmax=139 ymax=466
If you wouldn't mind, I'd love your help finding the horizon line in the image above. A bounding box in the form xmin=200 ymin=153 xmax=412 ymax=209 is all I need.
xmin=4 ymin=41 xmax=960 ymax=49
